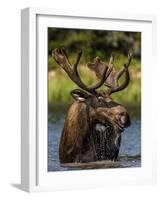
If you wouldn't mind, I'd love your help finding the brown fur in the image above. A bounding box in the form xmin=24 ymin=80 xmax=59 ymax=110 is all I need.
xmin=59 ymin=102 xmax=89 ymax=163
xmin=59 ymin=97 xmax=130 ymax=163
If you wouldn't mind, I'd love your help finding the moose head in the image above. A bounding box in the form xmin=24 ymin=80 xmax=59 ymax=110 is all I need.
xmin=52 ymin=48 xmax=132 ymax=163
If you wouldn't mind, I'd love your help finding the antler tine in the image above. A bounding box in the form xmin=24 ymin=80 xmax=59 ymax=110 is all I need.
xmin=126 ymin=50 xmax=133 ymax=67
xmin=52 ymin=48 xmax=109 ymax=95
xmin=74 ymin=50 xmax=82 ymax=73
xmin=109 ymin=54 xmax=114 ymax=66
xmin=88 ymin=67 xmax=108 ymax=92
xmin=103 ymin=55 xmax=114 ymax=88
xmin=107 ymin=52 xmax=132 ymax=95
xmin=52 ymin=48 xmax=72 ymax=74
xmin=108 ymin=70 xmax=130 ymax=95
xmin=108 ymin=54 xmax=114 ymax=75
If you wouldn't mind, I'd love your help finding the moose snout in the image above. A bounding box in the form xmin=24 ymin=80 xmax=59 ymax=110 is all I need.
xmin=120 ymin=114 xmax=131 ymax=127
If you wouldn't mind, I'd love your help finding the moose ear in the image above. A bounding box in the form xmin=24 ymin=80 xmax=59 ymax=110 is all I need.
xmin=70 ymin=89 xmax=90 ymax=102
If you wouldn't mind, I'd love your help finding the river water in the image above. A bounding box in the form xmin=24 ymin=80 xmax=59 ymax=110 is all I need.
xmin=48 ymin=106 xmax=141 ymax=171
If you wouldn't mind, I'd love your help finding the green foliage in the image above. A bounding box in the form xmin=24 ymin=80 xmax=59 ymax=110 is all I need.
xmin=48 ymin=28 xmax=141 ymax=107
xmin=48 ymin=28 xmax=141 ymax=68
xmin=48 ymin=58 xmax=141 ymax=106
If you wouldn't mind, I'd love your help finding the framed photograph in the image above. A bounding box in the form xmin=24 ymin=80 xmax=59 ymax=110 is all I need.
xmin=21 ymin=7 xmax=156 ymax=192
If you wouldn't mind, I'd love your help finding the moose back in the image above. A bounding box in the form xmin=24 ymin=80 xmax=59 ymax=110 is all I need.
xmin=52 ymin=48 xmax=132 ymax=163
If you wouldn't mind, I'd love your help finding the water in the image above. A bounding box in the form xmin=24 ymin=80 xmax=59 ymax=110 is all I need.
xmin=48 ymin=109 xmax=141 ymax=171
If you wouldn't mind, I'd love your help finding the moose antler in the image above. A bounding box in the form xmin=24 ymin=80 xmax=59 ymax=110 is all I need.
xmin=52 ymin=48 xmax=112 ymax=95
xmin=87 ymin=51 xmax=132 ymax=95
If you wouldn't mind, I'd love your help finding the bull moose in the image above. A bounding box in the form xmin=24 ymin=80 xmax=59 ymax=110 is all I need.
xmin=52 ymin=48 xmax=132 ymax=164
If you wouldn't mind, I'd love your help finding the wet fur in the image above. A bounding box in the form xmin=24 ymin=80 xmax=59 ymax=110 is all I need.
xmin=59 ymin=102 xmax=91 ymax=163
xmin=59 ymin=101 xmax=124 ymax=163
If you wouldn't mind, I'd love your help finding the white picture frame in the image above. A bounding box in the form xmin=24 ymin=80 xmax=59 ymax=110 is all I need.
xmin=21 ymin=7 xmax=157 ymax=192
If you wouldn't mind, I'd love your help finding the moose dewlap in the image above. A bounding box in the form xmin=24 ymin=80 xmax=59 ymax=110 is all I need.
xmin=52 ymin=48 xmax=132 ymax=163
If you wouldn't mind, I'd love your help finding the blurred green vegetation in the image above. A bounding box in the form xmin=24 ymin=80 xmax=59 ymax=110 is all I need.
xmin=48 ymin=28 xmax=141 ymax=107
